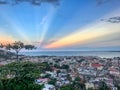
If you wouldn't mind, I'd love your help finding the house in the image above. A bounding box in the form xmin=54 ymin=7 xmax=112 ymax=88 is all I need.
xmin=42 ymin=84 xmax=55 ymax=90
xmin=90 ymin=63 xmax=103 ymax=70
xmin=109 ymin=68 xmax=119 ymax=76
xmin=46 ymin=71 xmax=57 ymax=78
xmin=85 ymin=83 xmax=94 ymax=89
xmin=35 ymin=78 xmax=48 ymax=85
xmin=7 ymin=74 xmax=15 ymax=79
xmin=110 ymin=87 xmax=118 ymax=90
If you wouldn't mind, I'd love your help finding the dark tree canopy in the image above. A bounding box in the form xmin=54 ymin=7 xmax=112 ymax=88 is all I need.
xmin=12 ymin=41 xmax=24 ymax=53
xmin=25 ymin=45 xmax=36 ymax=50
xmin=1 ymin=41 xmax=36 ymax=61
xmin=0 ymin=0 xmax=60 ymax=6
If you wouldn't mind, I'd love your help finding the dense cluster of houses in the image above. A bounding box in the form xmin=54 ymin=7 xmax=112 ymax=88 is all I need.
xmin=31 ymin=56 xmax=120 ymax=90
xmin=0 ymin=54 xmax=120 ymax=90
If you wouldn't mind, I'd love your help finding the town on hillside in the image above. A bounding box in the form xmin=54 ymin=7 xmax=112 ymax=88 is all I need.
xmin=0 ymin=50 xmax=120 ymax=90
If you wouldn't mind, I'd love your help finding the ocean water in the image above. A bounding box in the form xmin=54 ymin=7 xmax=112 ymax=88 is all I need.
xmin=20 ymin=51 xmax=120 ymax=58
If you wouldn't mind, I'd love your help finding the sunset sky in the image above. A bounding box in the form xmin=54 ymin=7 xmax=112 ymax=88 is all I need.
xmin=0 ymin=0 xmax=120 ymax=51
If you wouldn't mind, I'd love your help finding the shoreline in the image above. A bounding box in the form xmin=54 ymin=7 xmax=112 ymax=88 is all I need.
xmin=19 ymin=51 xmax=120 ymax=58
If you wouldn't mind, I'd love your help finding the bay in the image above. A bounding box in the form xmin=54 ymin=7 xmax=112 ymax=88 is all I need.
xmin=20 ymin=51 xmax=120 ymax=58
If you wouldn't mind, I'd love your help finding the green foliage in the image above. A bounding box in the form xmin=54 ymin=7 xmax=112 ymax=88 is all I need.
xmin=60 ymin=85 xmax=73 ymax=90
xmin=116 ymin=85 xmax=120 ymax=90
xmin=61 ymin=65 xmax=69 ymax=69
xmin=0 ymin=62 xmax=52 ymax=79
xmin=98 ymin=81 xmax=110 ymax=90
xmin=75 ymin=76 xmax=81 ymax=81
xmin=43 ymin=74 xmax=51 ymax=78
xmin=40 ymin=62 xmax=53 ymax=72
xmin=0 ymin=62 xmax=51 ymax=90
xmin=54 ymin=64 xmax=61 ymax=68
xmin=0 ymin=78 xmax=43 ymax=90
xmin=71 ymin=81 xmax=86 ymax=90
xmin=54 ymin=64 xmax=69 ymax=70
xmin=60 ymin=81 xmax=86 ymax=90
xmin=48 ymin=78 xmax=57 ymax=85
xmin=87 ymin=88 xmax=94 ymax=90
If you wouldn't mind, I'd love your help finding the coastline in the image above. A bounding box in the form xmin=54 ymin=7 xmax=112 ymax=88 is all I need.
xmin=19 ymin=51 xmax=120 ymax=58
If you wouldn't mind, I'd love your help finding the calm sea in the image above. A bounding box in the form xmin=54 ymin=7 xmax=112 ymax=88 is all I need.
xmin=20 ymin=51 xmax=120 ymax=58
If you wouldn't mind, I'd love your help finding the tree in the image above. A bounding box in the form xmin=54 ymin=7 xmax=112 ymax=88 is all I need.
xmin=73 ymin=81 xmax=86 ymax=90
xmin=60 ymin=85 xmax=73 ymax=90
xmin=0 ymin=43 xmax=3 ymax=49
xmin=4 ymin=41 xmax=35 ymax=62
xmin=24 ymin=45 xmax=36 ymax=50
xmin=48 ymin=78 xmax=57 ymax=85
xmin=60 ymin=82 xmax=86 ymax=90
xmin=87 ymin=88 xmax=94 ymax=90
xmin=0 ymin=62 xmax=47 ymax=90
xmin=11 ymin=41 xmax=24 ymax=61
xmin=61 ymin=64 xmax=69 ymax=70
xmin=0 ymin=77 xmax=43 ymax=90
xmin=54 ymin=64 xmax=60 ymax=68
xmin=98 ymin=81 xmax=110 ymax=90
xmin=75 ymin=76 xmax=81 ymax=81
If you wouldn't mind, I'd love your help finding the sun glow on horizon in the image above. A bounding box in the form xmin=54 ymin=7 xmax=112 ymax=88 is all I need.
xmin=44 ymin=19 xmax=120 ymax=49
xmin=0 ymin=34 xmax=15 ymax=44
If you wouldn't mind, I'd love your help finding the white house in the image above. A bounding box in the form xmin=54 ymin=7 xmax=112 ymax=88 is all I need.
xmin=35 ymin=78 xmax=48 ymax=85
xmin=42 ymin=84 xmax=56 ymax=90
xmin=85 ymin=83 xmax=94 ymax=89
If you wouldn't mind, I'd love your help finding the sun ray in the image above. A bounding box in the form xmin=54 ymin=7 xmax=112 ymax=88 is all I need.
xmin=44 ymin=9 xmax=120 ymax=49
xmin=0 ymin=12 xmax=31 ymax=43
xmin=36 ymin=7 xmax=56 ymax=47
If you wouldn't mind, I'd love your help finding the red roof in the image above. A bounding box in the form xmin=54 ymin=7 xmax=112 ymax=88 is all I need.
xmin=91 ymin=63 xmax=102 ymax=67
